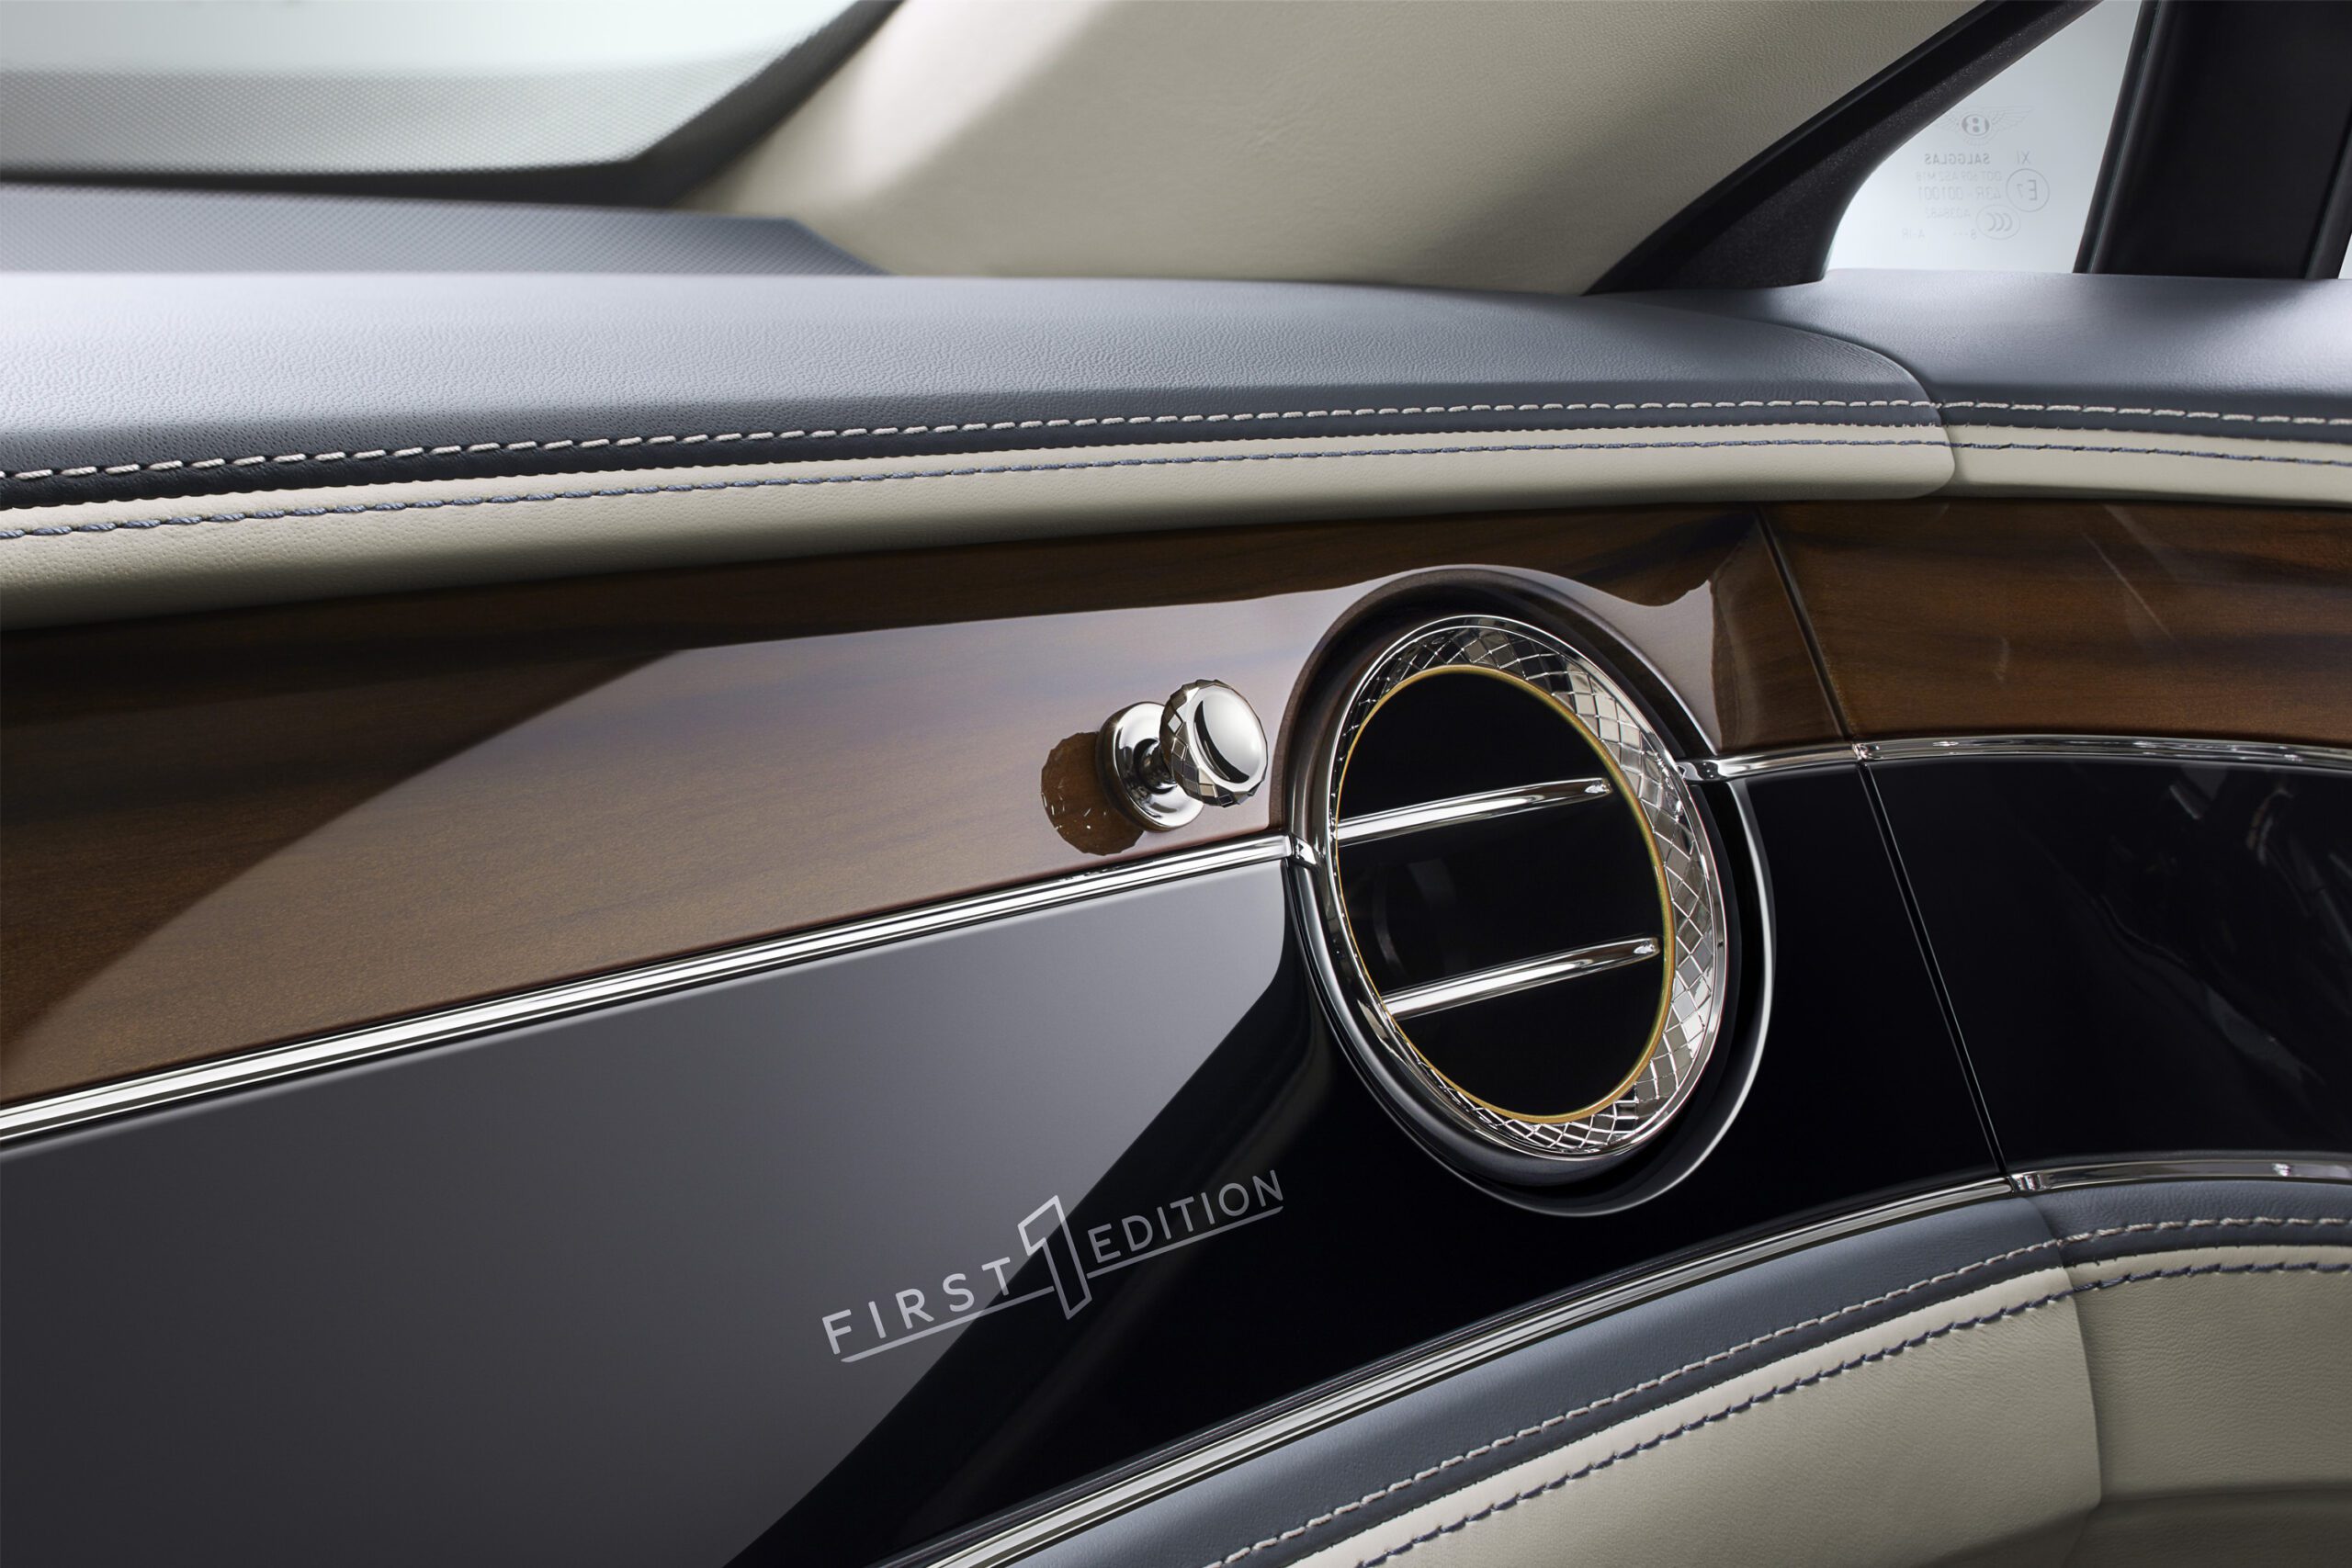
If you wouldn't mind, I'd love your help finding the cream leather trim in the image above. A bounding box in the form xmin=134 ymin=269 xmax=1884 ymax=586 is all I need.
xmin=1292 ymin=1268 xmax=2098 ymax=1568
xmin=2064 ymin=1491 xmax=2352 ymax=1568
xmin=0 ymin=423 xmax=1949 ymax=627
xmin=1942 ymin=424 xmax=2352 ymax=508
xmin=695 ymin=0 xmax=1972 ymax=296
xmin=1286 ymin=1243 xmax=2352 ymax=1568
xmin=2067 ymin=1245 xmax=2352 ymax=1500
xmin=8 ymin=414 xmax=2344 ymax=632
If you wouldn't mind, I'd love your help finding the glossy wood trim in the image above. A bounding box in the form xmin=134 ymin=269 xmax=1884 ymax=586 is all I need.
xmin=1770 ymin=500 xmax=2352 ymax=750
xmin=2 ymin=505 xmax=1833 ymax=1102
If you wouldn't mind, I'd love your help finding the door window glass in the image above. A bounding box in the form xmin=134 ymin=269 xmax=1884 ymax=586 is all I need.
xmin=1827 ymin=1 xmax=2142 ymax=272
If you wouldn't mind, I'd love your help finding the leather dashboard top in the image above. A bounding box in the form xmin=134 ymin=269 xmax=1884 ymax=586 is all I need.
xmin=1 ymin=189 xmax=2345 ymax=627
xmin=1661 ymin=270 xmax=2352 ymax=444
xmin=1 ymin=269 xmax=1936 ymax=505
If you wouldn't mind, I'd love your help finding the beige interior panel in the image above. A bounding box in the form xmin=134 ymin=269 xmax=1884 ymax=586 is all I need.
xmin=1943 ymin=425 xmax=2352 ymax=508
xmin=0 ymin=423 xmax=1950 ymax=628
xmin=1283 ymin=1242 xmax=2352 ymax=1568
xmin=1919 ymin=1519 xmax=2085 ymax=1568
xmin=2067 ymin=1245 xmax=2352 ymax=1500
xmin=1290 ymin=1268 xmax=2099 ymax=1568
xmin=696 ymin=0 xmax=1973 ymax=295
xmin=2063 ymin=1490 xmax=2352 ymax=1568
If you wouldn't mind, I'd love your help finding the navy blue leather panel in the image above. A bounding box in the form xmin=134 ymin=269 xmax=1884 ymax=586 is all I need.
xmin=1021 ymin=1194 xmax=2056 ymax=1568
xmin=2028 ymin=1177 xmax=2352 ymax=1267
xmin=0 ymin=184 xmax=879 ymax=276
xmin=1659 ymin=271 xmax=2352 ymax=444
xmin=0 ymin=275 xmax=1933 ymax=506
xmin=1025 ymin=1178 xmax=2352 ymax=1568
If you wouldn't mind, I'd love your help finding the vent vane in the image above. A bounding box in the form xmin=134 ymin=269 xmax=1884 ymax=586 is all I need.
xmin=1296 ymin=616 xmax=1729 ymax=1178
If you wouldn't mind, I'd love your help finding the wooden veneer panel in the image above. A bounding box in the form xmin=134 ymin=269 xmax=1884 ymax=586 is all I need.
xmin=2 ymin=505 xmax=1829 ymax=1100
xmin=1772 ymin=500 xmax=2352 ymax=748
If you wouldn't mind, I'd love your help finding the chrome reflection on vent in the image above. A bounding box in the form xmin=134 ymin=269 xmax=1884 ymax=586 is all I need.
xmin=1296 ymin=615 xmax=1729 ymax=1177
xmin=1331 ymin=777 xmax=1612 ymax=846
xmin=1382 ymin=937 xmax=1664 ymax=1021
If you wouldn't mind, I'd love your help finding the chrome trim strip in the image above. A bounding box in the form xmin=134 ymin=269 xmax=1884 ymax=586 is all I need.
xmin=1860 ymin=734 xmax=2352 ymax=771
xmin=1381 ymin=937 xmax=1660 ymax=1020
xmin=918 ymin=1177 xmax=2014 ymax=1568
xmin=0 ymin=834 xmax=1300 ymax=1145
xmin=1690 ymin=733 xmax=2352 ymax=781
xmin=1679 ymin=743 xmax=1858 ymax=782
xmin=2012 ymin=1157 xmax=2352 ymax=1192
xmin=1332 ymin=777 xmax=1611 ymax=846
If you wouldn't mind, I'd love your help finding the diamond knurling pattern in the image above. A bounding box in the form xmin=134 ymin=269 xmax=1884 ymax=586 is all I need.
xmin=1319 ymin=616 xmax=1729 ymax=1160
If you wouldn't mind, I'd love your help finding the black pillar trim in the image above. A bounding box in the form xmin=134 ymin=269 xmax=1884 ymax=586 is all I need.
xmin=1590 ymin=1 xmax=2092 ymax=294
xmin=2075 ymin=0 xmax=2352 ymax=280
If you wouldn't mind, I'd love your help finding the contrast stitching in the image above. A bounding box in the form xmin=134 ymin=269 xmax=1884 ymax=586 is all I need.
xmin=1951 ymin=439 xmax=2352 ymax=468
xmin=6 ymin=424 xmax=2343 ymax=521
xmin=5 ymin=397 xmax=2344 ymax=487
xmin=1349 ymin=1258 xmax=2352 ymax=1568
xmin=0 ymin=401 xmax=1946 ymax=483
xmin=1942 ymin=400 xmax=2351 ymax=425
xmin=0 ymin=435 xmax=1948 ymax=541
xmin=1203 ymin=1214 xmax=2350 ymax=1568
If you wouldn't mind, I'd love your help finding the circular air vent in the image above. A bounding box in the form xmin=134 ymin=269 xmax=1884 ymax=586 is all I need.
xmin=1296 ymin=615 xmax=1729 ymax=1182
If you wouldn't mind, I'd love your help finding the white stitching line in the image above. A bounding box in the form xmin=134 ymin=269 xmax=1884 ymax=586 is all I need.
xmin=0 ymin=400 xmax=1950 ymax=482
xmin=16 ymin=396 xmax=2348 ymax=486
xmin=1943 ymin=400 xmax=2352 ymax=424
xmin=0 ymin=435 xmax=1950 ymax=541
xmin=5 ymin=415 xmax=2333 ymax=502
xmin=1347 ymin=1257 xmax=2352 ymax=1568
xmin=1951 ymin=438 xmax=2352 ymax=468
xmin=1201 ymin=1213 xmax=2351 ymax=1568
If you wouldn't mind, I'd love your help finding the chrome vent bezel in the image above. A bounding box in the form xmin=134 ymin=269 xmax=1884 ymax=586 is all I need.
xmin=1298 ymin=615 xmax=1730 ymax=1174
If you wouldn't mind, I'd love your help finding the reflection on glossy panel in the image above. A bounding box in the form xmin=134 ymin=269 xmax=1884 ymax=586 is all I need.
xmin=1772 ymin=500 xmax=2352 ymax=747
xmin=2 ymin=773 xmax=1995 ymax=1568
xmin=1874 ymin=759 xmax=2352 ymax=1166
xmin=1 ymin=867 xmax=1301 ymax=1568
xmin=732 ymin=771 xmax=1992 ymax=1565
xmin=2 ymin=506 xmax=1834 ymax=1101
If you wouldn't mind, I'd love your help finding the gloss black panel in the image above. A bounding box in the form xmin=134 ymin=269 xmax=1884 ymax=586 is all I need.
xmin=0 ymin=771 xmax=1992 ymax=1568
xmin=0 ymin=866 xmax=1297 ymax=1568
xmin=1871 ymin=760 xmax=2352 ymax=1168
xmin=733 ymin=773 xmax=1992 ymax=1565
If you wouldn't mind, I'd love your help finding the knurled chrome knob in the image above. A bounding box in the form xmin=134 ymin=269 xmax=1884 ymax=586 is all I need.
xmin=1160 ymin=681 xmax=1269 ymax=807
xmin=1100 ymin=681 xmax=1269 ymax=830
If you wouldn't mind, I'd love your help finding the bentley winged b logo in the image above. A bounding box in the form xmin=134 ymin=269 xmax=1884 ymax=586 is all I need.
xmin=820 ymin=1171 xmax=1285 ymax=1364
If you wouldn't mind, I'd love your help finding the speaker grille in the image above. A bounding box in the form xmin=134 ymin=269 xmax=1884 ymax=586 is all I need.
xmin=1299 ymin=616 xmax=1729 ymax=1173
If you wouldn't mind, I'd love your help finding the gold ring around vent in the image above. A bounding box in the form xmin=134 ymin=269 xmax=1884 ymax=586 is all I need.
xmin=1296 ymin=615 xmax=1730 ymax=1171
xmin=1336 ymin=664 xmax=1675 ymax=1123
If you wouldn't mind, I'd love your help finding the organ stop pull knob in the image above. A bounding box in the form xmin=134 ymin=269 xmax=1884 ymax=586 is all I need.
xmin=1100 ymin=681 xmax=1269 ymax=829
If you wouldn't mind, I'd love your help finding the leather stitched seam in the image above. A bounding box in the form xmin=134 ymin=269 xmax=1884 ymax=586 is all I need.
xmin=5 ymin=398 xmax=2346 ymax=486
xmin=1939 ymin=400 xmax=2351 ymax=425
xmin=1345 ymin=1258 xmax=2352 ymax=1568
xmin=0 ymin=403 xmax=1944 ymax=483
xmin=9 ymin=436 xmax=2345 ymax=536
xmin=1949 ymin=439 xmax=2352 ymax=468
xmin=0 ymin=435 xmax=1949 ymax=541
xmin=1202 ymin=1215 xmax=2352 ymax=1568
xmin=1947 ymin=420 xmax=2352 ymax=439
